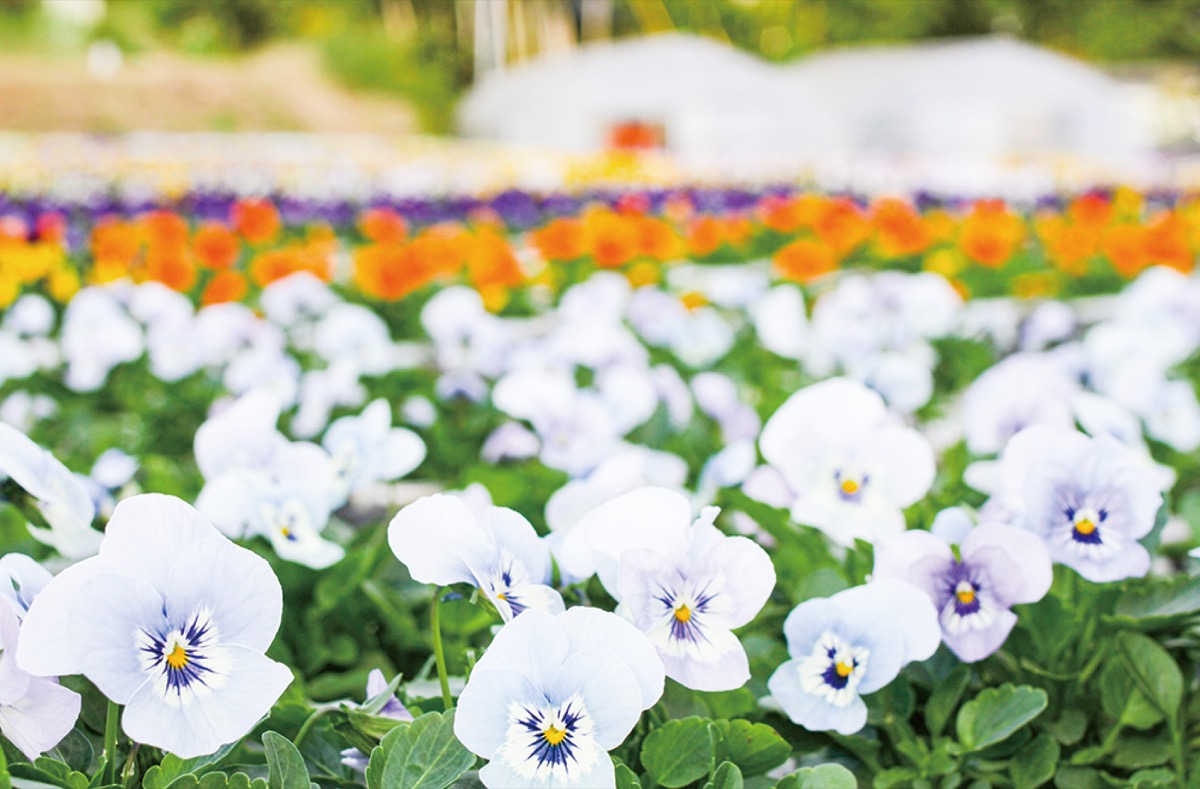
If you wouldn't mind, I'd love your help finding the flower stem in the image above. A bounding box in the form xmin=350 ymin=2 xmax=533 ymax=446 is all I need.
xmin=103 ymin=699 xmax=120 ymax=785
xmin=431 ymin=586 xmax=453 ymax=711
xmin=293 ymin=705 xmax=339 ymax=751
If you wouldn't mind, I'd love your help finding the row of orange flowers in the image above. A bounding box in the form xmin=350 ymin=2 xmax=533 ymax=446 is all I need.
xmin=0 ymin=189 xmax=1197 ymax=311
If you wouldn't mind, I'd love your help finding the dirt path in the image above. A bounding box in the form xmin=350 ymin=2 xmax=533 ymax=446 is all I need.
xmin=0 ymin=44 xmax=418 ymax=134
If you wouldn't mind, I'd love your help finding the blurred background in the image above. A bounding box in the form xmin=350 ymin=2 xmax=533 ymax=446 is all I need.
xmin=2 ymin=0 xmax=1199 ymax=196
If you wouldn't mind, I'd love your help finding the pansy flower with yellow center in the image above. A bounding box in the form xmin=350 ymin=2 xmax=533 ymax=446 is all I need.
xmin=760 ymin=378 xmax=935 ymax=547
xmin=992 ymin=425 xmax=1164 ymax=583
xmin=389 ymin=493 xmax=563 ymax=622
xmin=560 ymin=487 xmax=775 ymax=692
xmin=768 ymin=580 xmax=939 ymax=735
xmin=874 ymin=511 xmax=1052 ymax=662
xmin=455 ymin=608 xmax=664 ymax=788
xmin=16 ymin=494 xmax=292 ymax=758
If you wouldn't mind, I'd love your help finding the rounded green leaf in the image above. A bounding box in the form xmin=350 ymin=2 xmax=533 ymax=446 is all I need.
xmin=1010 ymin=733 xmax=1059 ymax=789
xmin=1115 ymin=632 xmax=1183 ymax=720
xmin=365 ymin=710 xmax=476 ymax=789
xmin=640 ymin=717 xmax=716 ymax=788
xmin=955 ymin=684 xmax=1048 ymax=752
xmin=262 ymin=732 xmax=311 ymax=789
xmin=708 ymin=719 xmax=790 ymax=777
xmin=775 ymin=763 xmax=857 ymax=788
xmin=703 ymin=762 xmax=744 ymax=789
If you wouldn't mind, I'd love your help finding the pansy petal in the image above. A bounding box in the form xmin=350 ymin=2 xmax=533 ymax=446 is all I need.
xmin=164 ymin=536 xmax=282 ymax=653
xmin=471 ymin=609 xmax=571 ymax=691
xmin=100 ymin=495 xmax=220 ymax=592
xmin=70 ymin=573 xmax=165 ymax=704
xmin=482 ymin=507 xmax=550 ymax=585
xmin=387 ymin=494 xmax=491 ymax=586
xmin=839 ymin=580 xmax=941 ymax=664
xmin=660 ymin=633 xmax=749 ymax=693
xmin=768 ymin=658 xmax=868 ymax=735
xmin=943 ymin=609 xmax=1017 ymax=663
xmin=961 ymin=523 xmax=1052 ymax=606
xmin=872 ymin=531 xmax=954 ymax=603
xmin=455 ymin=668 xmax=544 ymax=758
xmin=381 ymin=428 xmax=427 ymax=480
xmin=565 ymin=487 xmax=691 ymax=595
xmin=0 ymin=677 xmax=80 ymax=761
xmin=122 ymin=645 xmax=292 ymax=759
xmin=700 ymin=535 xmax=776 ymax=629
xmin=552 ymin=651 xmax=644 ymax=749
xmin=558 ymin=607 xmax=664 ymax=711
xmin=16 ymin=558 xmax=105 ymax=678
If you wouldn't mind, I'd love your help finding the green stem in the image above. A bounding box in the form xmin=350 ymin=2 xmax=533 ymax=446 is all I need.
xmin=293 ymin=704 xmax=340 ymax=751
xmin=431 ymin=586 xmax=453 ymax=711
xmin=0 ymin=739 xmax=11 ymax=789
xmin=103 ymin=699 xmax=120 ymax=785
xmin=1171 ymin=715 xmax=1187 ymax=789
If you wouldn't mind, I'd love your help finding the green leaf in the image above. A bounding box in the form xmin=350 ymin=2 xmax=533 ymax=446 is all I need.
xmin=775 ymin=763 xmax=857 ymax=788
xmin=1112 ymin=735 xmax=1172 ymax=769
xmin=1052 ymin=766 xmax=1103 ymax=789
xmin=1128 ymin=767 xmax=1175 ymax=788
xmin=1115 ymin=632 xmax=1183 ymax=720
xmin=924 ymin=666 xmax=971 ymax=737
xmin=1099 ymin=661 xmax=1164 ymax=731
xmin=10 ymin=757 xmax=89 ymax=789
xmin=640 ymin=717 xmax=716 ymax=788
xmin=613 ymin=762 xmax=643 ymax=789
xmin=708 ymin=720 xmax=791 ymax=777
xmin=1042 ymin=710 xmax=1087 ymax=746
xmin=364 ymin=710 xmax=475 ymax=789
xmin=703 ymin=762 xmax=744 ymax=789
xmin=1113 ymin=575 xmax=1200 ymax=626
xmin=955 ymin=684 xmax=1048 ymax=752
xmin=1010 ymin=734 xmax=1059 ymax=789
xmin=262 ymin=732 xmax=312 ymax=789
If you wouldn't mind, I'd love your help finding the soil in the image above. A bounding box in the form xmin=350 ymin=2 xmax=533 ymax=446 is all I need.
xmin=0 ymin=44 xmax=418 ymax=134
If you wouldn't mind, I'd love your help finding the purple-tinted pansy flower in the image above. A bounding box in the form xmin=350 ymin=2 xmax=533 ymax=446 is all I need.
xmin=873 ymin=515 xmax=1052 ymax=662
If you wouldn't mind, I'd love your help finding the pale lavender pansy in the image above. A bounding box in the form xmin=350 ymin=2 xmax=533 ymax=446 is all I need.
xmin=455 ymin=607 xmax=664 ymax=789
xmin=0 ymin=422 xmax=99 ymax=559
xmin=768 ymin=580 xmax=940 ymax=735
xmin=16 ymin=494 xmax=293 ymax=758
xmin=759 ymin=378 xmax=935 ymax=546
xmin=0 ymin=599 xmax=80 ymax=761
xmin=388 ymin=494 xmax=563 ymax=621
xmin=561 ymin=487 xmax=775 ymax=692
xmin=991 ymin=425 xmax=1164 ymax=583
xmin=874 ymin=515 xmax=1052 ymax=662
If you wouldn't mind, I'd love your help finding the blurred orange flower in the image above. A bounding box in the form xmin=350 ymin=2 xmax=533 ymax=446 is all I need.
xmin=358 ymin=207 xmax=408 ymax=245
xmin=231 ymin=198 xmax=281 ymax=245
xmin=959 ymin=200 xmax=1025 ymax=267
xmin=872 ymin=198 xmax=932 ymax=257
xmin=774 ymin=238 xmax=836 ymax=283
xmin=202 ymin=270 xmax=249 ymax=306
xmin=530 ymin=218 xmax=588 ymax=262
xmin=586 ymin=209 xmax=640 ymax=268
xmin=193 ymin=223 xmax=240 ymax=270
xmin=1101 ymin=224 xmax=1149 ymax=277
xmin=814 ymin=198 xmax=869 ymax=258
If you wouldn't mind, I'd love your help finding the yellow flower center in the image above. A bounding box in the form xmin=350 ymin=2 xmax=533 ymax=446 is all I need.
xmin=956 ymin=587 xmax=976 ymax=605
xmin=840 ymin=479 xmax=859 ymax=495
xmin=835 ymin=661 xmax=853 ymax=678
xmin=1074 ymin=518 xmax=1096 ymax=535
xmin=543 ymin=725 xmax=567 ymax=746
xmin=680 ymin=291 xmax=707 ymax=311
xmin=166 ymin=642 xmax=189 ymax=670
xmin=674 ymin=604 xmax=692 ymax=623
xmin=496 ymin=592 xmax=507 ymax=601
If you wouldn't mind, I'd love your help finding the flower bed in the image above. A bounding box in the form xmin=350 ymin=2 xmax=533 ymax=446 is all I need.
xmin=0 ymin=186 xmax=1197 ymax=788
